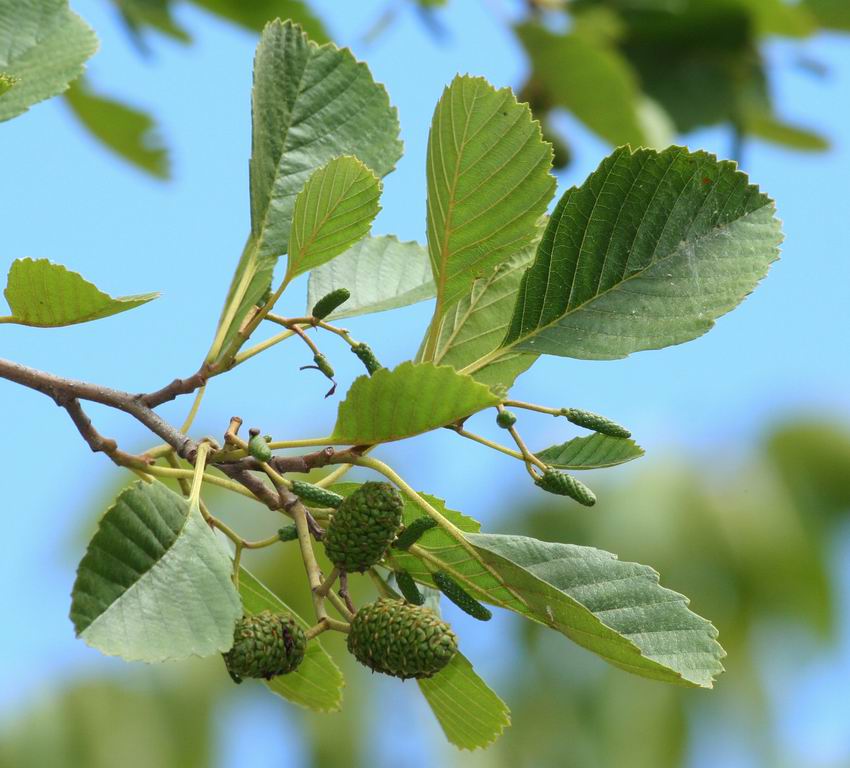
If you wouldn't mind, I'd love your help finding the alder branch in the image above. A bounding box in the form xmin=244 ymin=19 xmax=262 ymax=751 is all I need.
xmin=0 ymin=357 xmax=197 ymax=459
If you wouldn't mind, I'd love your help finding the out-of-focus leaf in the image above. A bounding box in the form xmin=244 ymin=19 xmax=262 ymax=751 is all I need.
xmin=70 ymin=481 xmax=241 ymax=662
xmin=0 ymin=674 xmax=214 ymax=768
xmin=189 ymin=0 xmax=327 ymax=41
xmin=2 ymin=258 xmax=158 ymax=327
xmin=745 ymin=111 xmax=829 ymax=151
xmin=802 ymin=0 xmax=850 ymax=31
xmin=418 ymin=653 xmax=511 ymax=750
xmin=516 ymin=23 xmax=650 ymax=147
xmin=332 ymin=362 xmax=500 ymax=444
xmin=0 ymin=0 xmax=98 ymax=122
xmin=112 ymin=0 xmax=190 ymax=44
xmin=64 ymin=77 xmax=169 ymax=178
xmin=306 ymin=236 xmax=434 ymax=320
xmin=209 ymin=19 xmax=401 ymax=362
xmin=238 ymin=568 xmax=344 ymax=712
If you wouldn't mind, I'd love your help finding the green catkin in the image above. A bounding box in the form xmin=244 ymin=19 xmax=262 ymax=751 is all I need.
xmin=393 ymin=517 xmax=438 ymax=550
xmin=496 ymin=410 xmax=517 ymax=429
xmin=290 ymin=480 xmax=344 ymax=509
xmin=432 ymin=571 xmax=492 ymax=621
xmin=312 ymin=353 xmax=335 ymax=379
xmin=350 ymin=342 xmax=383 ymax=375
xmin=248 ymin=433 xmax=272 ymax=463
xmin=535 ymin=468 xmax=597 ymax=506
xmin=394 ymin=570 xmax=424 ymax=605
xmin=311 ymin=287 xmax=351 ymax=319
xmin=561 ymin=408 xmax=631 ymax=438
xmin=278 ymin=524 xmax=299 ymax=542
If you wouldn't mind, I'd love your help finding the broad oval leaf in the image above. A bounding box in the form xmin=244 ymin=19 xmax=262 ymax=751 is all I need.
xmin=418 ymin=653 xmax=511 ymax=750
xmin=467 ymin=533 xmax=725 ymax=688
xmin=0 ymin=0 xmax=98 ymax=123
xmin=2 ymin=258 xmax=158 ymax=327
xmin=209 ymin=19 xmax=401 ymax=361
xmin=307 ymin=236 xmax=434 ymax=320
xmin=331 ymin=362 xmax=500 ymax=444
xmin=286 ymin=156 xmax=381 ymax=281
xmin=500 ymin=146 xmax=783 ymax=360
xmin=70 ymin=481 xmax=241 ymax=662
xmin=188 ymin=0 xmax=327 ymax=40
xmin=238 ymin=568 xmax=344 ymax=712
xmin=64 ymin=77 xmax=168 ymax=179
xmin=536 ymin=433 xmax=645 ymax=470
xmin=423 ymin=75 xmax=554 ymax=353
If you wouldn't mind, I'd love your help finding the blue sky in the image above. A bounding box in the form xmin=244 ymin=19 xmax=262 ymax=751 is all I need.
xmin=1 ymin=0 xmax=849 ymax=765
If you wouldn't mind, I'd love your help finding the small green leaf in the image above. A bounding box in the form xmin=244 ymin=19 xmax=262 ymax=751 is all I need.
xmin=536 ymin=433 xmax=645 ymax=470
xmin=802 ymin=0 xmax=850 ymax=30
xmin=2 ymin=258 xmax=158 ymax=327
xmin=498 ymin=146 xmax=783 ymax=361
xmin=64 ymin=77 xmax=169 ymax=178
xmin=427 ymin=240 xmax=540 ymax=392
xmin=745 ymin=111 xmax=829 ymax=151
xmin=423 ymin=75 xmax=554 ymax=352
xmin=331 ymin=362 xmax=500 ymax=444
xmin=286 ymin=156 xmax=381 ymax=281
xmin=209 ymin=19 xmax=401 ymax=362
xmin=70 ymin=481 xmax=241 ymax=662
xmin=418 ymin=653 xmax=510 ymax=750
xmin=238 ymin=569 xmax=344 ymax=712
xmin=0 ymin=0 xmax=98 ymax=123
xmin=467 ymin=533 xmax=726 ymax=688
xmin=307 ymin=236 xmax=434 ymax=320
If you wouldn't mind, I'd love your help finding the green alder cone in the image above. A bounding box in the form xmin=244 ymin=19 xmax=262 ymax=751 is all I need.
xmin=562 ymin=407 xmax=631 ymax=438
xmin=323 ymin=482 xmax=403 ymax=572
xmin=277 ymin=524 xmax=299 ymax=542
xmin=535 ymin=468 xmax=597 ymax=506
xmin=290 ymin=480 xmax=344 ymax=509
xmin=223 ymin=611 xmax=307 ymax=683
xmin=496 ymin=410 xmax=517 ymax=429
xmin=347 ymin=598 xmax=458 ymax=679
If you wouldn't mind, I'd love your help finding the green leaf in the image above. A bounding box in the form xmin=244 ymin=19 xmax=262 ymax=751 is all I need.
xmin=0 ymin=0 xmax=98 ymax=123
xmin=209 ymin=19 xmax=401 ymax=362
xmin=238 ymin=569 xmax=344 ymax=712
xmin=418 ymin=652 xmax=511 ymax=750
xmin=467 ymin=533 xmax=725 ymax=688
xmin=69 ymin=481 xmax=241 ymax=662
xmin=745 ymin=111 xmax=829 ymax=151
xmin=422 ymin=75 xmax=554 ymax=351
xmin=306 ymin=236 xmax=434 ymax=320
xmin=64 ymin=77 xmax=169 ymax=179
xmin=1 ymin=258 xmax=158 ymax=327
xmin=188 ymin=0 xmax=327 ymax=40
xmin=0 ymin=72 xmax=16 ymax=96
xmin=535 ymin=433 xmax=645 ymax=469
xmin=331 ymin=362 xmax=500 ymax=444
xmin=516 ymin=23 xmax=650 ymax=147
xmin=498 ymin=146 xmax=782 ymax=361
xmin=428 ymin=240 xmax=539 ymax=392
xmin=803 ymin=0 xmax=850 ymax=29
xmin=286 ymin=156 xmax=381 ymax=281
